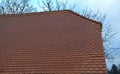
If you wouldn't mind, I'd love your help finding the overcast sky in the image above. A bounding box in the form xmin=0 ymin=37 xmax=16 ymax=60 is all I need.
xmin=79 ymin=0 xmax=120 ymax=45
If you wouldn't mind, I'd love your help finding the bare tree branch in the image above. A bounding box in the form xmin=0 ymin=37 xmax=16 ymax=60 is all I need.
xmin=42 ymin=0 xmax=54 ymax=11
xmin=0 ymin=0 xmax=36 ymax=14
xmin=39 ymin=0 xmax=76 ymax=11
xmin=81 ymin=7 xmax=119 ymax=59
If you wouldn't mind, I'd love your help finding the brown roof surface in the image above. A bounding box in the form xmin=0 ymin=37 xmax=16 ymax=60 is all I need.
xmin=0 ymin=10 xmax=107 ymax=74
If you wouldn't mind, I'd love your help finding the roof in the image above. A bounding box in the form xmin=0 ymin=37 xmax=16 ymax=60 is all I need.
xmin=0 ymin=10 xmax=102 ymax=28
xmin=0 ymin=10 xmax=107 ymax=74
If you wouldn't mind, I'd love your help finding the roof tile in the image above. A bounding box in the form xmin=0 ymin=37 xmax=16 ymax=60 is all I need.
xmin=0 ymin=10 xmax=107 ymax=74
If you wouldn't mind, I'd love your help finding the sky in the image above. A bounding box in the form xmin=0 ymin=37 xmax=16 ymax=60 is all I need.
xmin=30 ymin=0 xmax=120 ymax=69
xmin=79 ymin=0 xmax=120 ymax=46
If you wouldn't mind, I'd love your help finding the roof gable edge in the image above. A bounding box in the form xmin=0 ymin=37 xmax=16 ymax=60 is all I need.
xmin=65 ymin=10 xmax=102 ymax=29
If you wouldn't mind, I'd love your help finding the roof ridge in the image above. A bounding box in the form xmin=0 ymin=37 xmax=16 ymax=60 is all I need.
xmin=0 ymin=10 xmax=102 ymax=28
xmin=0 ymin=10 xmax=67 ymax=17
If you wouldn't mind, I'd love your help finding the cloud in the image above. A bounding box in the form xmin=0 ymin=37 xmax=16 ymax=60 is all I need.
xmin=78 ymin=0 xmax=120 ymax=45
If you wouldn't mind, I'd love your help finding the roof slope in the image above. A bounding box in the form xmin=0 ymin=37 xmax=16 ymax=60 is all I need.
xmin=0 ymin=10 xmax=107 ymax=74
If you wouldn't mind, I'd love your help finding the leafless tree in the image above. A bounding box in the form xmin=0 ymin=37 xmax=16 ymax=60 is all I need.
xmin=0 ymin=0 xmax=36 ymax=14
xmin=81 ymin=8 xmax=119 ymax=59
xmin=38 ymin=0 xmax=76 ymax=11
xmin=82 ymin=8 xmax=106 ymax=23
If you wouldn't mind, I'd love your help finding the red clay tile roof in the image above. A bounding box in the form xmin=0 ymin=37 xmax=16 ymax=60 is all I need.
xmin=0 ymin=10 xmax=107 ymax=74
